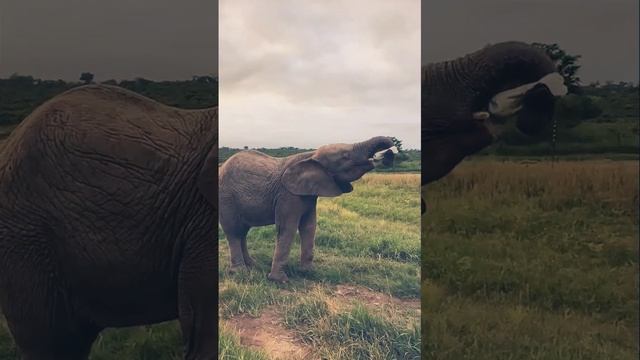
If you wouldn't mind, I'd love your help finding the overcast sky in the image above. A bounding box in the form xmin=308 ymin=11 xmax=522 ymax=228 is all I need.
xmin=219 ymin=0 xmax=421 ymax=149
xmin=0 ymin=0 xmax=217 ymax=81
xmin=1 ymin=1 xmax=636 ymax=148
xmin=423 ymin=0 xmax=639 ymax=84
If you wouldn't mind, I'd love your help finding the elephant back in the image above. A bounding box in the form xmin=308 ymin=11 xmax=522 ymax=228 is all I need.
xmin=0 ymin=85 xmax=217 ymax=250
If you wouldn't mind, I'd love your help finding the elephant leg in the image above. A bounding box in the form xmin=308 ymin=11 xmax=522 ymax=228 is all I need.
xmin=268 ymin=209 xmax=301 ymax=283
xmin=177 ymin=234 xmax=217 ymax=360
xmin=239 ymin=228 xmax=255 ymax=267
xmin=299 ymin=205 xmax=317 ymax=272
xmin=0 ymin=237 xmax=100 ymax=360
xmin=220 ymin=220 xmax=248 ymax=272
xmin=227 ymin=235 xmax=246 ymax=272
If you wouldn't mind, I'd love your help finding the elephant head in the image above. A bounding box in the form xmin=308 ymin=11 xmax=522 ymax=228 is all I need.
xmin=422 ymin=41 xmax=567 ymax=185
xmin=282 ymin=136 xmax=395 ymax=196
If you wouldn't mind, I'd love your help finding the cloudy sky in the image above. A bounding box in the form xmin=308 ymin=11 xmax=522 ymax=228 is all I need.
xmin=2 ymin=0 xmax=636 ymax=148
xmin=423 ymin=0 xmax=638 ymax=84
xmin=0 ymin=0 xmax=217 ymax=80
xmin=219 ymin=0 xmax=421 ymax=149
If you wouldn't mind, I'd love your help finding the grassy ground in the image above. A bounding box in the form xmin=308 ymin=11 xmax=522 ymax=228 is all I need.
xmin=422 ymin=159 xmax=639 ymax=359
xmin=219 ymin=173 xmax=421 ymax=359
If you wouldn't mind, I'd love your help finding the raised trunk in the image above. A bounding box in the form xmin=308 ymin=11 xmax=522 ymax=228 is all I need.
xmin=469 ymin=42 xmax=557 ymax=109
xmin=353 ymin=136 xmax=394 ymax=159
xmin=423 ymin=42 xmax=556 ymax=114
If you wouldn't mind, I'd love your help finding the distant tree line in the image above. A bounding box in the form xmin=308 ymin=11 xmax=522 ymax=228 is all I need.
xmin=1 ymin=55 xmax=637 ymax=158
xmin=219 ymin=145 xmax=422 ymax=172
xmin=0 ymin=73 xmax=218 ymax=126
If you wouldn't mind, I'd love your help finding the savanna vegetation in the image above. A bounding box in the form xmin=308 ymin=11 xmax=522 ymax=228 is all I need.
xmin=219 ymin=173 xmax=421 ymax=359
xmin=422 ymin=159 xmax=639 ymax=359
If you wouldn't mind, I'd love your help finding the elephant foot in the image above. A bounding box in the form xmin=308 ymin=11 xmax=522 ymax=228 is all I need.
xmin=299 ymin=262 xmax=314 ymax=273
xmin=228 ymin=263 xmax=246 ymax=274
xmin=267 ymin=271 xmax=289 ymax=283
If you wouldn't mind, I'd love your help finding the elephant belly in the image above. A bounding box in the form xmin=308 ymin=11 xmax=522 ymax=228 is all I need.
xmin=239 ymin=205 xmax=275 ymax=227
xmin=72 ymin=270 xmax=179 ymax=327
xmin=221 ymin=188 xmax=277 ymax=227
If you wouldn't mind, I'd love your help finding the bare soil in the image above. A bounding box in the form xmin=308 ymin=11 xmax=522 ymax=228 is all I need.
xmin=225 ymin=306 xmax=313 ymax=360
xmin=224 ymin=285 xmax=420 ymax=359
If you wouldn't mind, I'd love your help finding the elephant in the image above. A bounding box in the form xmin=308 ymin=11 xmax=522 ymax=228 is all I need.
xmin=218 ymin=136 xmax=396 ymax=283
xmin=0 ymin=85 xmax=218 ymax=359
xmin=421 ymin=41 xmax=567 ymax=212
xmin=422 ymin=41 xmax=567 ymax=183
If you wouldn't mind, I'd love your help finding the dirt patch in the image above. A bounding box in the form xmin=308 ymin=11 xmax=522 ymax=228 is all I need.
xmin=333 ymin=285 xmax=420 ymax=311
xmin=226 ymin=306 xmax=313 ymax=360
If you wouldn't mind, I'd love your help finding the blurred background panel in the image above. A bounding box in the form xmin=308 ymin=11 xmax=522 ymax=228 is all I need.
xmin=421 ymin=1 xmax=639 ymax=359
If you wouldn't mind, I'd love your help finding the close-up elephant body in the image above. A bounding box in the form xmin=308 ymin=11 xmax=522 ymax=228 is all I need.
xmin=219 ymin=136 xmax=395 ymax=283
xmin=0 ymin=85 xmax=219 ymax=359
xmin=422 ymin=41 xmax=566 ymax=187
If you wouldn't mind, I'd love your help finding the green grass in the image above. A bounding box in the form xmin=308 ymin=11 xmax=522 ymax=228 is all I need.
xmin=219 ymin=173 xmax=421 ymax=359
xmin=287 ymin=300 xmax=420 ymax=359
xmin=422 ymin=159 xmax=639 ymax=359
xmin=90 ymin=323 xmax=183 ymax=360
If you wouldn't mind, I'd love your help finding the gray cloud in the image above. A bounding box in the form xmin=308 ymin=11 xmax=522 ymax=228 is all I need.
xmin=0 ymin=0 xmax=218 ymax=81
xmin=220 ymin=0 xmax=420 ymax=149
xmin=422 ymin=0 xmax=638 ymax=84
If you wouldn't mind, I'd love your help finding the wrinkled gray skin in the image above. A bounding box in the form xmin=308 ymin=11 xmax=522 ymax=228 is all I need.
xmin=422 ymin=41 xmax=558 ymax=183
xmin=421 ymin=41 xmax=559 ymax=212
xmin=219 ymin=136 xmax=394 ymax=283
xmin=0 ymin=85 xmax=218 ymax=359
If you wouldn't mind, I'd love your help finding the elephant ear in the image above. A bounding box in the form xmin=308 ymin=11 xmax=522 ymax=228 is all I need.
xmin=197 ymin=145 xmax=218 ymax=206
xmin=282 ymin=158 xmax=343 ymax=197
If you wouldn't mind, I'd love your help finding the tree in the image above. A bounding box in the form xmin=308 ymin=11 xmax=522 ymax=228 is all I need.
xmin=532 ymin=43 xmax=582 ymax=93
xmin=390 ymin=137 xmax=409 ymax=163
xmin=554 ymin=94 xmax=603 ymax=128
xmin=80 ymin=72 xmax=94 ymax=84
xmin=391 ymin=137 xmax=403 ymax=151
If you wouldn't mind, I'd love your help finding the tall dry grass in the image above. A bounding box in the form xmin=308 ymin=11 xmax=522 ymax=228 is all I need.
xmin=425 ymin=160 xmax=639 ymax=216
xmin=361 ymin=172 xmax=421 ymax=188
xmin=422 ymin=159 xmax=639 ymax=359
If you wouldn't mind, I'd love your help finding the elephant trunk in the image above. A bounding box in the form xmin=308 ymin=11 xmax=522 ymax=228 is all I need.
xmin=353 ymin=136 xmax=395 ymax=160
xmin=470 ymin=42 xmax=557 ymax=108
xmin=423 ymin=42 xmax=557 ymax=111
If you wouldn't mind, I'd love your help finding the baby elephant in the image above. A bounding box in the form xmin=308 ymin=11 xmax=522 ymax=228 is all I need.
xmin=219 ymin=136 xmax=396 ymax=282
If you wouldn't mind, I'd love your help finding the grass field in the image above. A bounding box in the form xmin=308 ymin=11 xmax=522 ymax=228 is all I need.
xmin=219 ymin=173 xmax=421 ymax=359
xmin=422 ymin=159 xmax=639 ymax=359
